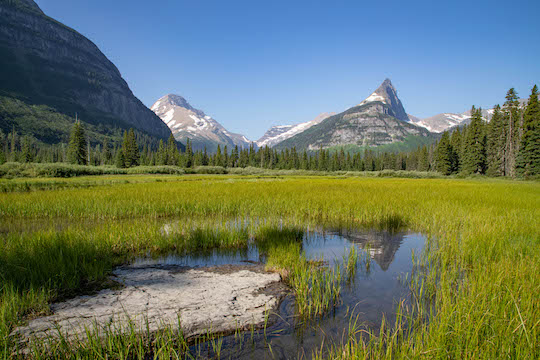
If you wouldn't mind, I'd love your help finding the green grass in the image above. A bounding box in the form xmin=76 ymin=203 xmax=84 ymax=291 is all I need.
xmin=0 ymin=175 xmax=538 ymax=358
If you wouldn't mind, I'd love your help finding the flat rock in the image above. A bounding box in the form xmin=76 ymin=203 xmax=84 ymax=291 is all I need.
xmin=13 ymin=265 xmax=282 ymax=344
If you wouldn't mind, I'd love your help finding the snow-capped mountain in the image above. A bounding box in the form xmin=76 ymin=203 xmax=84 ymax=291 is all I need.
xmin=408 ymin=97 xmax=536 ymax=133
xmin=409 ymin=107 xmax=506 ymax=133
xmin=357 ymin=78 xmax=410 ymax=123
xmin=408 ymin=112 xmax=471 ymax=133
xmin=256 ymin=112 xmax=336 ymax=148
xmin=274 ymin=79 xmax=431 ymax=150
xmin=151 ymin=94 xmax=253 ymax=152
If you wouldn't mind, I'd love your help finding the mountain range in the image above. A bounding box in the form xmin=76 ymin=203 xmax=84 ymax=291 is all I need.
xmin=273 ymin=79 xmax=432 ymax=150
xmin=255 ymin=112 xmax=336 ymax=148
xmin=1 ymin=0 xmax=530 ymax=155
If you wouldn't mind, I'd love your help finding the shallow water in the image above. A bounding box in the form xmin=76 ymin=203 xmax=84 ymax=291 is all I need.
xmin=135 ymin=228 xmax=426 ymax=359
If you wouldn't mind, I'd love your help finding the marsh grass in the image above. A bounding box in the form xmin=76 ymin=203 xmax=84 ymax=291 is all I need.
xmin=0 ymin=175 xmax=538 ymax=358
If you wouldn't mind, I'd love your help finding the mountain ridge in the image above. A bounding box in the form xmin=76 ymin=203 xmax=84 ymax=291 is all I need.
xmin=0 ymin=0 xmax=173 ymax=144
xmin=151 ymin=94 xmax=253 ymax=152
xmin=273 ymin=79 xmax=430 ymax=150
xmin=256 ymin=112 xmax=336 ymax=148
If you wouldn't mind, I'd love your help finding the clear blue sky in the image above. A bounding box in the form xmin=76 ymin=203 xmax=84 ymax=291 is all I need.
xmin=37 ymin=0 xmax=539 ymax=140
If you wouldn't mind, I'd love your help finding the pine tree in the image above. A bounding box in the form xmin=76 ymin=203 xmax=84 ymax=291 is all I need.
xmin=165 ymin=134 xmax=178 ymax=166
xmin=122 ymin=129 xmax=139 ymax=167
xmin=462 ymin=107 xmax=486 ymax=174
xmin=449 ymin=128 xmax=462 ymax=172
xmin=230 ymin=145 xmax=239 ymax=167
xmin=503 ymin=89 xmax=520 ymax=177
xmin=21 ymin=136 xmax=34 ymax=163
xmin=157 ymin=139 xmax=166 ymax=165
xmin=67 ymin=121 xmax=88 ymax=165
xmin=183 ymin=138 xmax=192 ymax=168
xmin=115 ymin=149 xmax=125 ymax=168
xmin=486 ymin=105 xmax=505 ymax=176
xmin=202 ymin=147 xmax=209 ymax=166
xmin=0 ymin=130 xmax=6 ymax=164
xmin=102 ymin=138 xmax=111 ymax=165
xmin=417 ymin=146 xmax=429 ymax=172
xmin=435 ymin=132 xmax=453 ymax=175
xmin=516 ymin=85 xmax=540 ymax=177
xmin=215 ymin=145 xmax=223 ymax=167
xmin=223 ymin=146 xmax=229 ymax=168
xmin=9 ymin=126 xmax=18 ymax=162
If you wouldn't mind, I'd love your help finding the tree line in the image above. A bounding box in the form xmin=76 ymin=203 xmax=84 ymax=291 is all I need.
xmin=1 ymin=86 xmax=538 ymax=178
xmin=433 ymin=85 xmax=539 ymax=177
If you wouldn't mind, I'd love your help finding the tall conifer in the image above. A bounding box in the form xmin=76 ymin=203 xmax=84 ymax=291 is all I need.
xmin=516 ymin=85 xmax=539 ymax=177
xmin=67 ymin=121 xmax=88 ymax=165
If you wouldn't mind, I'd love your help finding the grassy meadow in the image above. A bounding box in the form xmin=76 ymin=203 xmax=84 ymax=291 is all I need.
xmin=0 ymin=174 xmax=538 ymax=358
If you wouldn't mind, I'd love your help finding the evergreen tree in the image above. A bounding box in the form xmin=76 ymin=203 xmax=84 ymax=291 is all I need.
xmin=0 ymin=130 xmax=6 ymax=164
xmin=21 ymin=136 xmax=34 ymax=163
xmin=184 ymin=138 xmax=193 ymax=168
xmin=122 ymin=129 xmax=139 ymax=167
xmin=166 ymin=134 xmax=179 ymax=165
xmin=417 ymin=146 xmax=429 ymax=172
xmin=9 ymin=126 xmax=18 ymax=162
xmin=450 ymin=127 xmax=462 ymax=172
xmin=435 ymin=131 xmax=454 ymax=175
xmin=486 ymin=105 xmax=505 ymax=176
xmin=223 ymin=146 xmax=229 ymax=168
xmin=102 ymin=138 xmax=112 ymax=165
xmin=202 ymin=147 xmax=209 ymax=166
xmin=516 ymin=85 xmax=540 ymax=177
xmin=230 ymin=145 xmax=239 ymax=167
xmin=462 ymin=107 xmax=486 ymax=174
xmin=503 ymin=88 xmax=520 ymax=177
xmin=115 ymin=149 xmax=125 ymax=168
xmin=157 ymin=139 xmax=166 ymax=165
xmin=67 ymin=121 xmax=88 ymax=165
xmin=215 ymin=145 xmax=223 ymax=166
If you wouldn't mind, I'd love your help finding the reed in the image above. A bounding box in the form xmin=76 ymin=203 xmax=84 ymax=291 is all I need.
xmin=0 ymin=175 xmax=538 ymax=358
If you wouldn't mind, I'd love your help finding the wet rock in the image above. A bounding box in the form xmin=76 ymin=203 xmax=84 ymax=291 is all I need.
xmin=13 ymin=265 xmax=282 ymax=345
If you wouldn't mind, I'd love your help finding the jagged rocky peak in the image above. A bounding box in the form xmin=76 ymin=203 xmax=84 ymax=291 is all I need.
xmin=358 ymin=78 xmax=410 ymax=122
xmin=153 ymin=94 xmax=196 ymax=113
xmin=151 ymin=94 xmax=252 ymax=151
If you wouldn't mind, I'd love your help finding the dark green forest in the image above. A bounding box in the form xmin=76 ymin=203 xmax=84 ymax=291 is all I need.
xmin=1 ymin=86 xmax=538 ymax=178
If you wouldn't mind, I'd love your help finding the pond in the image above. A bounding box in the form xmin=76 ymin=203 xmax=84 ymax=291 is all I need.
xmin=134 ymin=228 xmax=426 ymax=359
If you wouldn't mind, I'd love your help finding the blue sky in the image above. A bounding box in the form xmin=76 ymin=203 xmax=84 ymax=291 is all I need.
xmin=37 ymin=0 xmax=539 ymax=140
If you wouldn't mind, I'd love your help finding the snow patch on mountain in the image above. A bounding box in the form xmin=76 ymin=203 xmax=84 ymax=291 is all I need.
xmin=256 ymin=112 xmax=336 ymax=148
xmin=359 ymin=92 xmax=387 ymax=106
xmin=152 ymin=94 xmax=253 ymax=151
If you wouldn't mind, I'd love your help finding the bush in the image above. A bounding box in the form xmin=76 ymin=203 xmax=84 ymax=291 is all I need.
xmin=0 ymin=163 xmax=186 ymax=178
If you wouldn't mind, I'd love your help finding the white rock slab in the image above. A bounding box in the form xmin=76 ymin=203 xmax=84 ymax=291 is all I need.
xmin=14 ymin=265 xmax=282 ymax=343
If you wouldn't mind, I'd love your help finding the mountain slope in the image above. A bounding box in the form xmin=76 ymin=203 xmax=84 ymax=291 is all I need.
xmin=152 ymin=94 xmax=252 ymax=152
xmin=409 ymin=97 xmax=537 ymax=133
xmin=275 ymin=79 xmax=430 ymax=150
xmin=0 ymin=0 xmax=172 ymax=144
xmin=256 ymin=112 xmax=336 ymax=148
xmin=357 ymin=78 xmax=410 ymax=122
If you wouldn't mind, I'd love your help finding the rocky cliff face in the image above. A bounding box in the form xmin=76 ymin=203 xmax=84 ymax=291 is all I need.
xmin=275 ymin=79 xmax=430 ymax=150
xmin=152 ymin=94 xmax=253 ymax=152
xmin=0 ymin=0 xmax=172 ymax=141
xmin=358 ymin=78 xmax=410 ymax=122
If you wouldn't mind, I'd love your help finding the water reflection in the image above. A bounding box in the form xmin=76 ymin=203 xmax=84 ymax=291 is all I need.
xmin=134 ymin=227 xmax=425 ymax=359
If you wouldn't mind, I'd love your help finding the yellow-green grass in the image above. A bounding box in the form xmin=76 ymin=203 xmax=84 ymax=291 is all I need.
xmin=0 ymin=175 xmax=539 ymax=358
